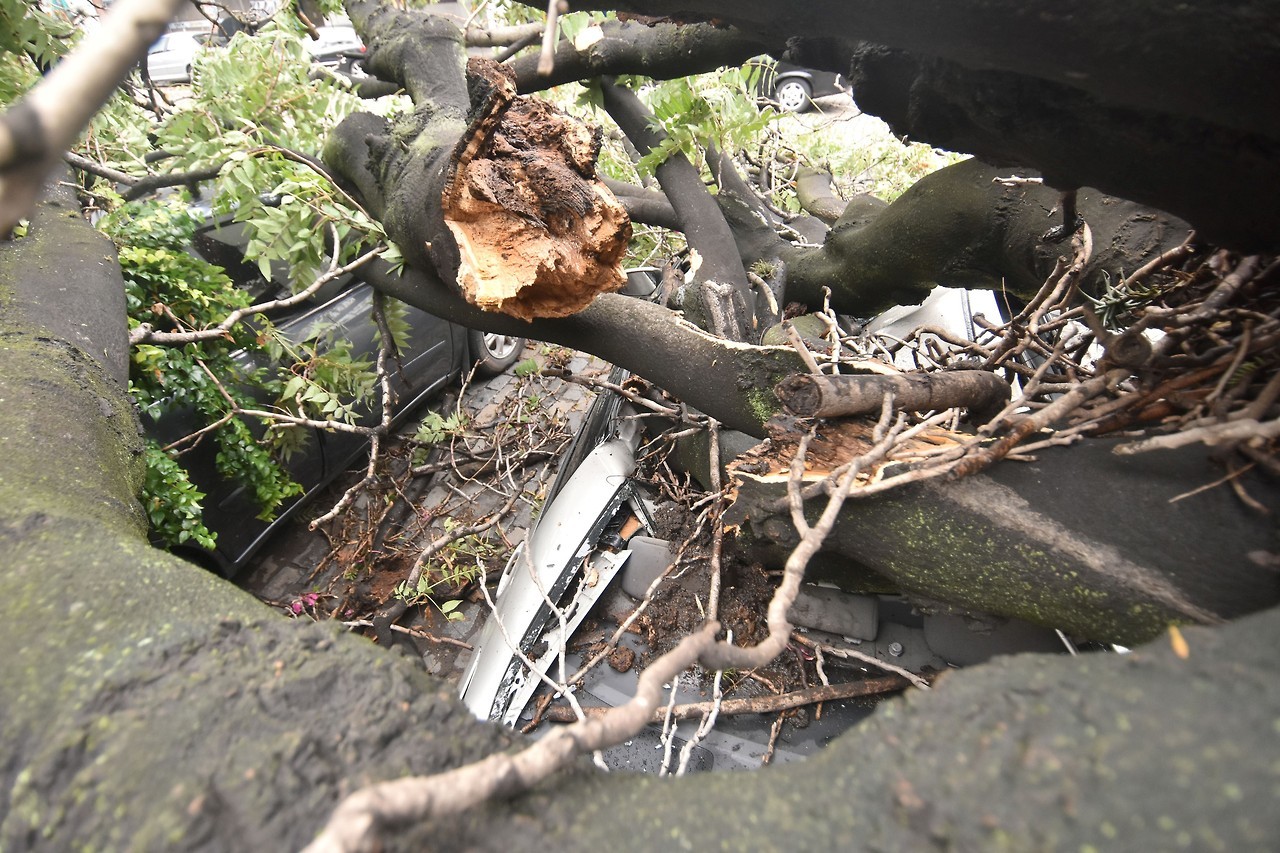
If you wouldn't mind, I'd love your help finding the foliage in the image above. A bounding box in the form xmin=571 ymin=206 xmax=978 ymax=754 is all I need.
xmin=394 ymin=518 xmax=500 ymax=620
xmin=141 ymin=440 xmax=217 ymax=550
xmin=629 ymin=66 xmax=776 ymax=178
xmin=414 ymin=410 xmax=467 ymax=446
xmin=0 ymin=0 xmax=69 ymax=104
xmin=59 ymin=13 xmax=407 ymax=551
xmin=392 ymin=574 xmax=466 ymax=622
xmin=148 ymin=24 xmax=380 ymax=286
xmin=104 ymin=199 xmax=307 ymax=543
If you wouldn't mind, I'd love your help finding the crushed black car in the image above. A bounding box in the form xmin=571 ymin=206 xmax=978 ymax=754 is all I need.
xmin=144 ymin=209 xmax=525 ymax=577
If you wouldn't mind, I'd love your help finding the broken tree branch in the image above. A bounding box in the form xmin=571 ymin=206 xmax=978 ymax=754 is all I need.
xmin=776 ymin=370 xmax=1010 ymax=422
xmin=1 ymin=0 xmax=185 ymax=233
xmin=539 ymin=675 xmax=911 ymax=724
xmin=1113 ymin=418 xmax=1280 ymax=456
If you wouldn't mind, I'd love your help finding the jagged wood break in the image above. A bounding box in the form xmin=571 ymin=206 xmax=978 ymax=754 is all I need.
xmin=441 ymin=58 xmax=631 ymax=320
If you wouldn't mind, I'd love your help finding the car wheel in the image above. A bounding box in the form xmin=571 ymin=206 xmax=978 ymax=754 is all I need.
xmin=774 ymin=78 xmax=812 ymax=113
xmin=184 ymin=65 xmax=192 ymax=82
xmin=469 ymin=329 xmax=525 ymax=377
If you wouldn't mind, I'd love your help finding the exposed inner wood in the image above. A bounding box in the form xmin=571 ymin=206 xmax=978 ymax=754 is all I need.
xmin=442 ymin=59 xmax=631 ymax=321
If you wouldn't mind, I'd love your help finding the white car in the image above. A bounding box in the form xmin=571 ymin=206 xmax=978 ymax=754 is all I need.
xmin=145 ymin=31 xmax=203 ymax=84
xmin=306 ymin=25 xmax=366 ymax=75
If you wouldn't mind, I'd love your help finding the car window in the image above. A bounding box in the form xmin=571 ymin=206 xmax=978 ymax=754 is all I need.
xmin=190 ymin=219 xmax=354 ymax=308
xmin=190 ymin=224 xmax=285 ymax=304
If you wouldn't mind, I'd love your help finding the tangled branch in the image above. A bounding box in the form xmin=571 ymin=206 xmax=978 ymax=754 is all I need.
xmin=303 ymin=394 xmax=927 ymax=852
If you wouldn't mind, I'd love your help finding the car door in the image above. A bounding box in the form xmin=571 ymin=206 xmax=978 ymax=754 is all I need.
xmin=146 ymin=33 xmax=191 ymax=83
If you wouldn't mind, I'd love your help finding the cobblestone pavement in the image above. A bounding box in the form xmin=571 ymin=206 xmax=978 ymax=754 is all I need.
xmin=237 ymin=342 xmax=609 ymax=680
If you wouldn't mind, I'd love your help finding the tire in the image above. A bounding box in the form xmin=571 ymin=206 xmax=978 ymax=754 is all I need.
xmin=468 ymin=329 xmax=525 ymax=377
xmin=773 ymin=77 xmax=812 ymax=113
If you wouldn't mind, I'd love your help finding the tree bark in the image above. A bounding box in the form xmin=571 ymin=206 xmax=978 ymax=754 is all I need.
xmin=558 ymin=0 xmax=1280 ymax=250
xmin=776 ymin=157 xmax=1194 ymax=317
xmin=600 ymin=78 xmax=755 ymax=339
xmin=562 ymin=1 xmax=1280 ymax=140
xmin=510 ymin=19 xmax=773 ymax=93
xmin=2 ymin=3 xmax=1279 ymax=848
xmin=775 ymin=370 xmax=1010 ymax=422
xmin=2 ymin=184 xmax=1276 ymax=850
xmin=726 ymin=431 xmax=1279 ymax=646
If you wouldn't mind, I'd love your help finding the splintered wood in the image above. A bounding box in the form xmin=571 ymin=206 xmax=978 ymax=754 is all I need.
xmin=727 ymin=416 xmax=963 ymax=489
xmin=442 ymin=58 xmax=631 ymax=320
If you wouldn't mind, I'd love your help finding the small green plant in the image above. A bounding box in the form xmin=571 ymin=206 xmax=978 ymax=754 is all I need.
xmin=392 ymin=574 xmax=467 ymax=622
xmin=513 ymin=357 xmax=540 ymax=378
xmin=415 ymin=410 xmax=467 ymax=445
xmin=750 ymin=259 xmax=779 ymax=279
xmin=141 ymin=441 xmax=218 ymax=549
xmin=394 ymin=519 xmax=501 ymax=608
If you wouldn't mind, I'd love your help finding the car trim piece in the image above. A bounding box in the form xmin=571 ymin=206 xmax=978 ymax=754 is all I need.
xmin=459 ymin=406 xmax=642 ymax=723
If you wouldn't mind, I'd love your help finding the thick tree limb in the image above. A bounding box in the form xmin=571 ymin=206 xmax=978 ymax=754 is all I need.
xmin=0 ymin=0 xmax=184 ymax=233
xmin=726 ymin=432 xmax=1277 ymax=645
xmin=358 ymin=258 xmax=805 ymax=435
xmin=845 ymin=44 xmax=1280 ymax=250
xmin=794 ymin=166 xmax=846 ymax=223
xmin=601 ymin=78 xmax=754 ymax=338
xmin=776 ymin=158 xmax=1194 ymax=317
xmin=601 ymin=177 xmax=680 ymax=228
xmin=330 ymin=10 xmax=630 ymax=321
xmin=510 ymin=19 xmax=773 ymax=93
xmin=561 ymin=1 xmax=1280 ymax=144
xmin=776 ymin=370 xmax=1010 ymax=422
xmin=555 ymin=1 xmax=1280 ymax=249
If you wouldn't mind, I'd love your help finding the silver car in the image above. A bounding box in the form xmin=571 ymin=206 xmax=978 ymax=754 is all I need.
xmin=146 ymin=31 xmax=203 ymax=84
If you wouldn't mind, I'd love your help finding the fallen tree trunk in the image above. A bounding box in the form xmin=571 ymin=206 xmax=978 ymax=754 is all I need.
xmin=726 ymin=429 xmax=1280 ymax=646
xmin=2 ymin=173 xmax=1275 ymax=853
xmin=435 ymin=604 xmax=1280 ymax=851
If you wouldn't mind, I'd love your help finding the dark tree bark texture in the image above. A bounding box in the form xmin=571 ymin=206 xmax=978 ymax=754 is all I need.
xmin=727 ymin=429 xmax=1278 ymax=645
xmin=510 ymin=19 xmax=774 ymax=93
xmin=739 ymin=157 xmax=1194 ymax=318
xmin=562 ymin=0 xmax=1280 ymax=250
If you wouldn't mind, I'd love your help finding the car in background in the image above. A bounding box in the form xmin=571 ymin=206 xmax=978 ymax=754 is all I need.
xmin=753 ymin=60 xmax=852 ymax=113
xmin=145 ymin=30 xmax=207 ymax=84
xmin=147 ymin=211 xmax=525 ymax=576
xmin=307 ymin=24 xmax=367 ymax=76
